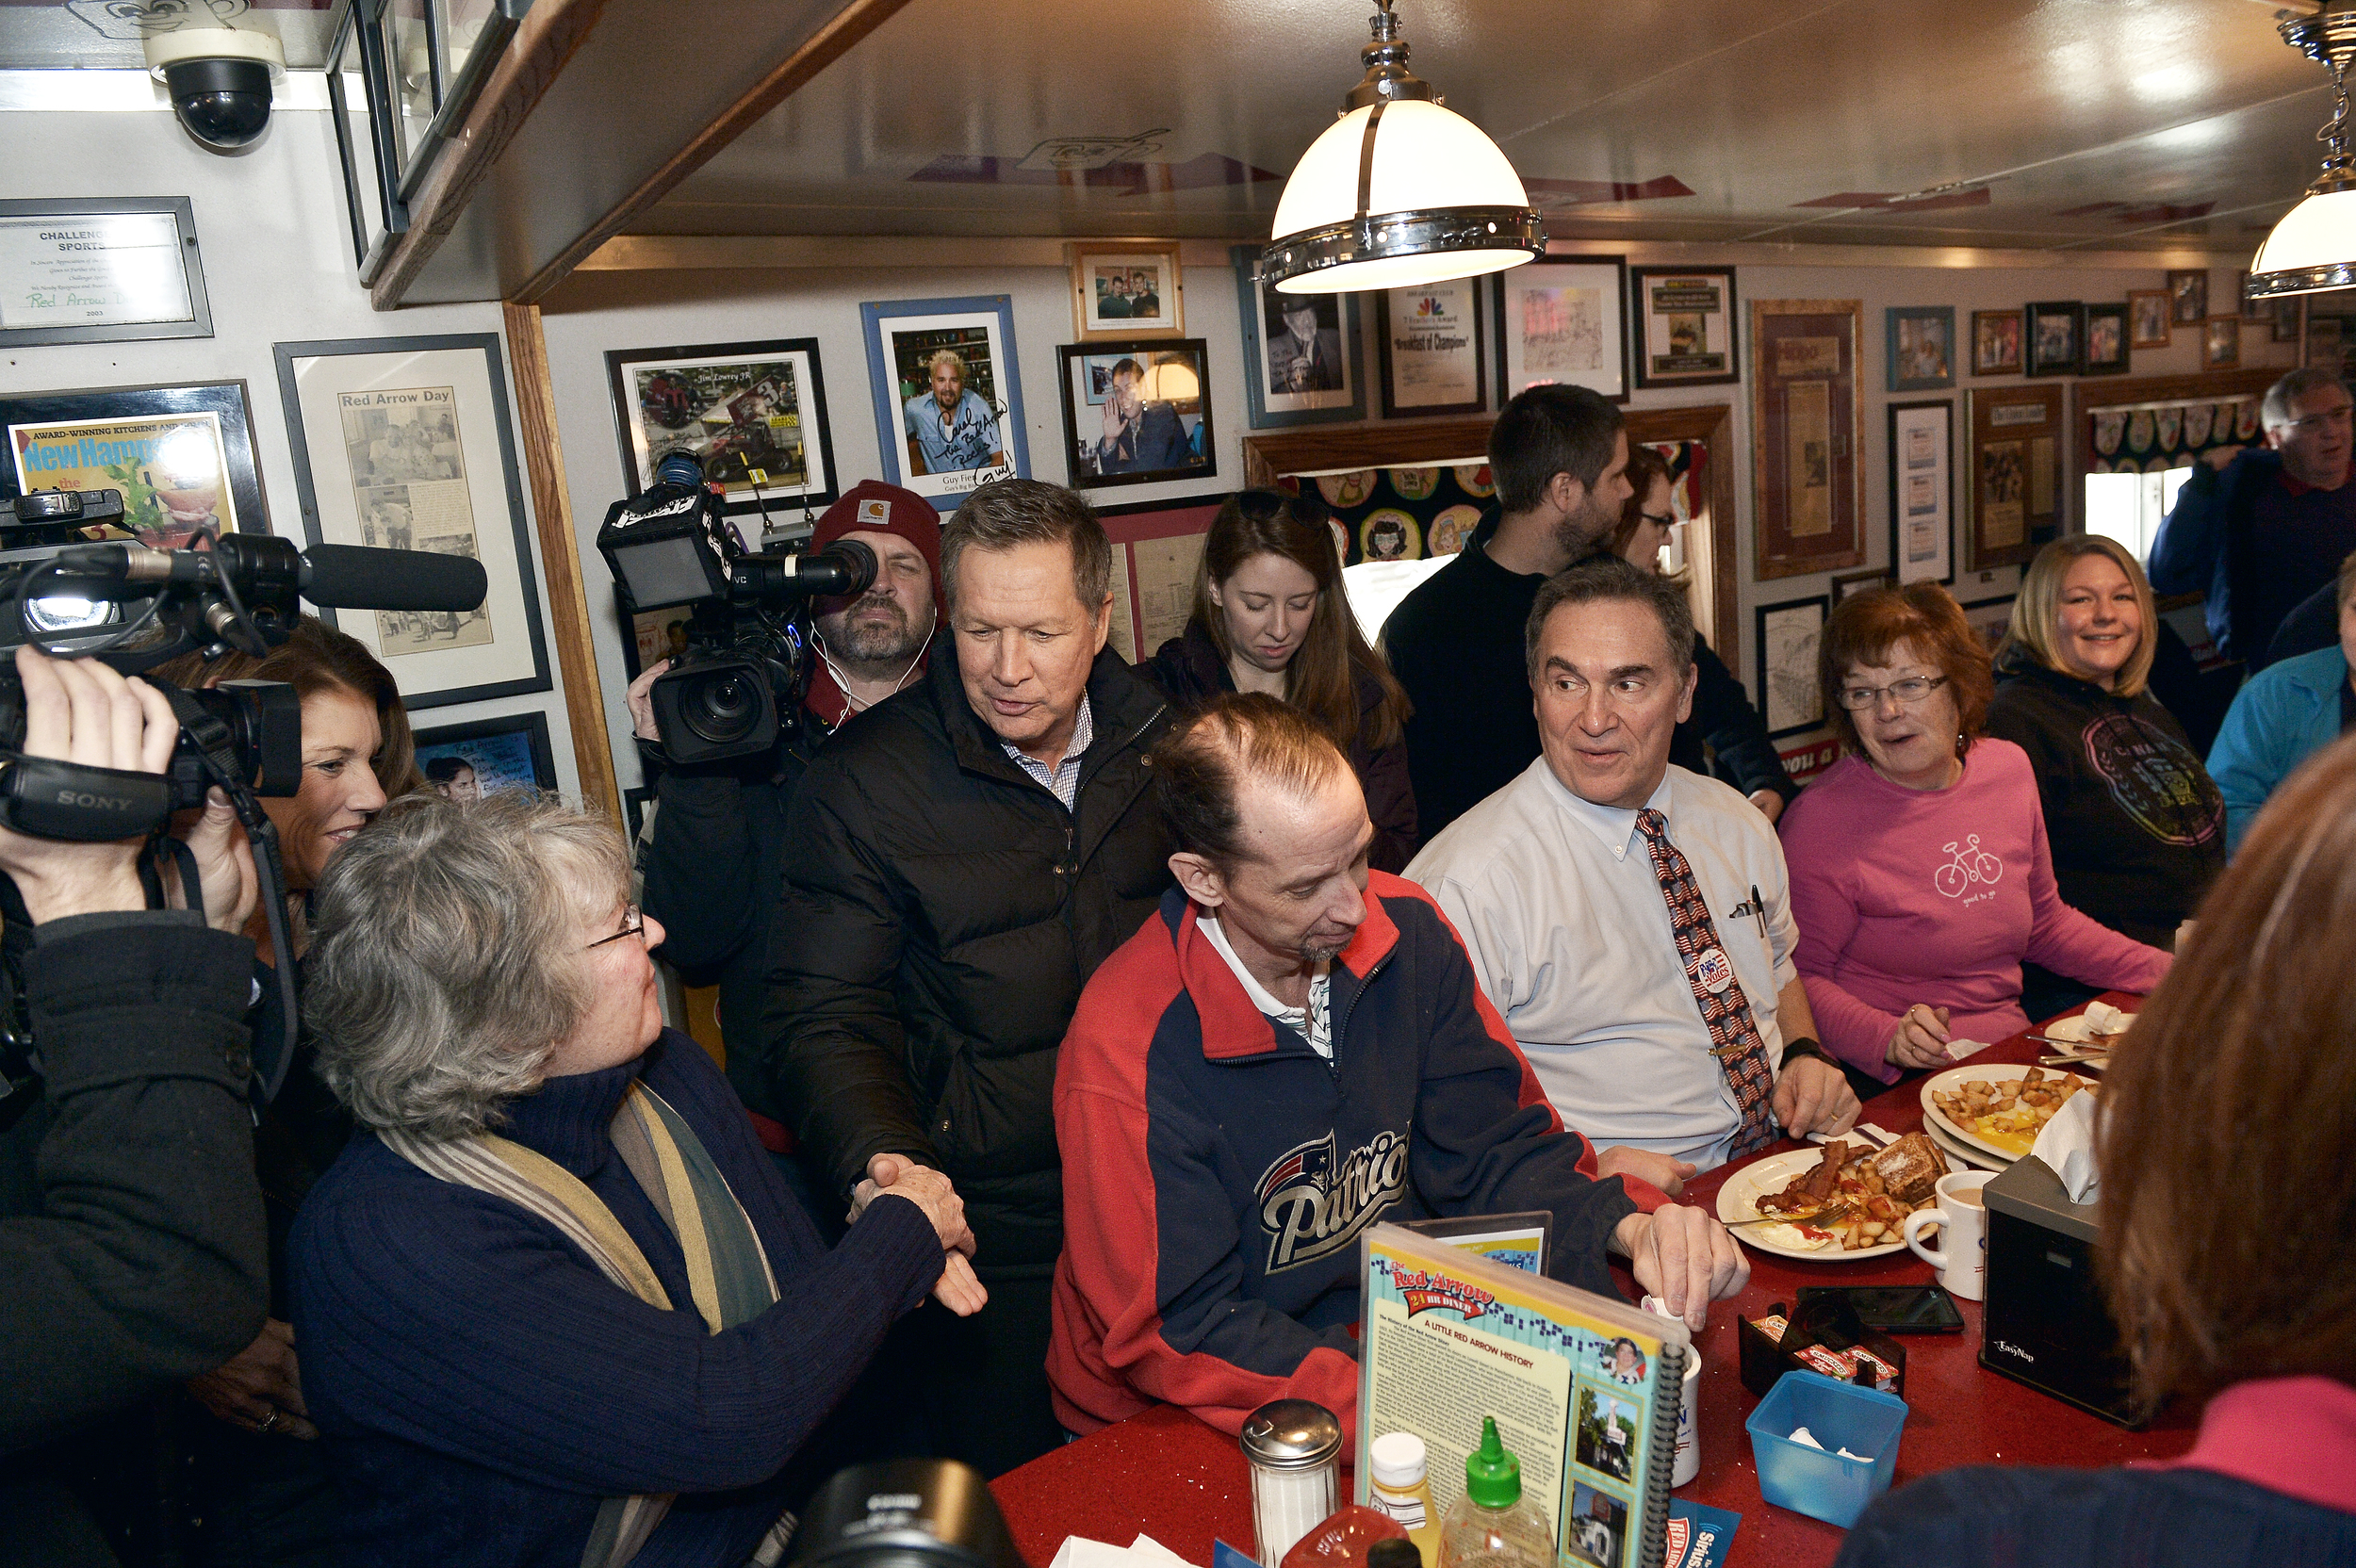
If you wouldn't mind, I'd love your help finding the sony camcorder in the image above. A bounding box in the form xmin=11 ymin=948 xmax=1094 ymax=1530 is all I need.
xmin=598 ymin=453 xmax=877 ymax=764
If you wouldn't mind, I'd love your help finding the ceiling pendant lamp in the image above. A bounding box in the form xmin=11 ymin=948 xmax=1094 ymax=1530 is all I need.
xmin=1259 ymin=0 xmax=1546 ymax=295
xmin=2249 ymin=0 xmax=2356 ymax=299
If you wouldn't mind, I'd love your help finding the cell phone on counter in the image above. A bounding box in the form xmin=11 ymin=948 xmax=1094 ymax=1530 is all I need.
xmin=1798 ymin=1284 xmax=1965 ymax=1334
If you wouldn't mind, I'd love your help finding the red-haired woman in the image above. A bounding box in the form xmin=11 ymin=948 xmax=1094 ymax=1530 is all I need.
xmin=1776 ymin=584 xmax=2169 ymax=1087
xmin=1144 ymin=490 xmax=1416 ymax=869
xmin=1835 ymin=736 xmax=2356 ymax=1567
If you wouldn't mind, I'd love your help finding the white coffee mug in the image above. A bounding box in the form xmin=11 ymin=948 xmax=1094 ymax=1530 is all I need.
xmin=1904 ymin=1169 xmax=1993 ymax=1301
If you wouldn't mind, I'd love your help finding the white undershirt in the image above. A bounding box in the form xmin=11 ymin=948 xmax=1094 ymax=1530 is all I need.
xmin=1199 ymin=913 xmax=1333 ymax=1059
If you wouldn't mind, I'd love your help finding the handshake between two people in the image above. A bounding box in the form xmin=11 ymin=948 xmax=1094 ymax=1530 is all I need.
xmin=0 ymin=645 xmax=257 ymax=933
xmin=852 ymin=1152 xmax=990 ymax=1316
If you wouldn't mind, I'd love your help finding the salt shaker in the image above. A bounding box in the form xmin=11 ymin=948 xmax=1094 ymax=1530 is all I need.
xmin=1240 ymin=1398 xmax=1342 ymax=1567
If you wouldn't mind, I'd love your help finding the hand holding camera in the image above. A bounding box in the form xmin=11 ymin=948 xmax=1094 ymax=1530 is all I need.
xmin=0 ymin=646 xmax=178 ymax=924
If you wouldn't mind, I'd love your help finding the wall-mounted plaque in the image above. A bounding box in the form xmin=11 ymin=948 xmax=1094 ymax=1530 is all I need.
xmin=0 ymin=198 xmax=211 ymax=349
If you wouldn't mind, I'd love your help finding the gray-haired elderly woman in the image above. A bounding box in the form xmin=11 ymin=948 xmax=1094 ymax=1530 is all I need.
xmin=287 ymin=794 xmax=981 ymax=1568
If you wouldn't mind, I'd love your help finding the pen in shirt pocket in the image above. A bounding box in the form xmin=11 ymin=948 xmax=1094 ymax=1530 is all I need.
xmin=1750 ymin=883 xmax=1768 ymax=939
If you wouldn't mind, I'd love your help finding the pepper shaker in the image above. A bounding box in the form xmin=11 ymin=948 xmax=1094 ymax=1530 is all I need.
xmin=1240 ymin=1398 xmax=1343 ymax=1567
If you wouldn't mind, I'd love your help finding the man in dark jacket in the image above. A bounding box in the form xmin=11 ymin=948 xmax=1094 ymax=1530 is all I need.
xmin=2149 ymin=368 xmax=2356 ymax=665
xmin=1047 ymin=694 xmax=1742 ymax=1439
xmin=1384 ymin=384 xmax=1633 ymax=842
xmin=765 ymin=479 xmax=1175 ymax=1476
xmin=1 ymin=648 xmax=268 ymax=1567
xmin=630 ymin=480 xmax=943 ymax=1171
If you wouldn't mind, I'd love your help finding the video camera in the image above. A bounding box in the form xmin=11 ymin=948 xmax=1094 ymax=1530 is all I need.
xmin=597 ymin=452 xmax=877 ymax=764
xmin=0 ymin=486 xmax=488 ymax=1114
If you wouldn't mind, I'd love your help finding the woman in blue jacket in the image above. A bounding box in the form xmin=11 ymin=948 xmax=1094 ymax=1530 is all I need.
xmin=2206 ymin=549 xmax=2355 ymax=852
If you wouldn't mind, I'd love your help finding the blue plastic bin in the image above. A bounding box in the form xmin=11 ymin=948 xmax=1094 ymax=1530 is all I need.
xmin=1743 ymin=1369 xmax=1910 ymax=1527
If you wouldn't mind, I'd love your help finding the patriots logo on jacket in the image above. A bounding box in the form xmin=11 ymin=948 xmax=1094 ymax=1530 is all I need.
xmin=1255 ymin=1129 xmax=1410 ymax=1273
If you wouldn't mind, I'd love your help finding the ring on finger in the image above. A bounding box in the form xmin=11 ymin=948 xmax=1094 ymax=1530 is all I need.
xmin=257 ymin=1407 xmax=280 ymax=1434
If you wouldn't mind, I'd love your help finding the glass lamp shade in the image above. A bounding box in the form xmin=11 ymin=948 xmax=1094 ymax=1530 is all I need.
xmin=1144 ymin=359 xmax=1201 ymax=401
xmin=1263 ymin=98 xmax=1544 ymax=294
xmin=2248 ymin=187 xmax=2356 ymax=298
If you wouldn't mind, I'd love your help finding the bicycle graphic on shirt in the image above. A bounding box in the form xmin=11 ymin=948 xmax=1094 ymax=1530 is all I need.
xmin=1935 ymin=835 xmax=2004 ymax=899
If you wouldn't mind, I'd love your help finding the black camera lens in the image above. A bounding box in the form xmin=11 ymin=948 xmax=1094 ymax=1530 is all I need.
xmin=681 ymin=670 xmax=761 ymax=745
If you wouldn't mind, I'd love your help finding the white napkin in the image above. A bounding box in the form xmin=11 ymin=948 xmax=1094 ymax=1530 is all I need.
xmin=2030 ymin=1086 xmax=2102 ymax=1202
xmin=1944 ymin=1037 xmax=1994 ymax=1061
xmin=2081 ymin=1001 xmax=2134 ymax=1036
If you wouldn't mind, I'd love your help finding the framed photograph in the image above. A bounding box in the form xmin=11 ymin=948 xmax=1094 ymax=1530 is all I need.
xmin=860 ymin=294 xmax=1029 ymax=513
xmin=2306 ymin=315 xmax=2343 ymax=370
xmin=1232 ymin=245 xmax=1364 ymax=429
xmin=1887 ymin=399 xmax=1955 ymax=586
xmin=2 ymin=380 xmax=265 ymax=547
xmin=2203 ymin=316 xmax=2243 ymax=370
xmin=1056 ymin=338 xmax=1217 ymax=491
xmin=1630 ymin=265 xmax=1739 ymax=389
xmin=2237 ymin=270 xmax=2270 ymax=324
xmin=1960 ymin=595 xmax=2017 ymax=654
xmin=2083 ymin=302 xmax=2130 ymax=375
xmin=0 ymin=197 xmax=212 ymax=349
xmin=1886 ymin=306 xmax=1955 ymax=392
xmin=1965 ymin=385 xmax=2064 ymax=573
xmin=605 ymin=337 xmax=839 ymax=521
xmin=2274 ymin=295 xmax=2306 ymax=345
xmin=2026 ymin=301 xmax=2084 ymax=377
xmin=1832 ymin=568 xmax=1890 ymax=604
xmin=1378 ymin=278 xmax=1490 ymax=417
xmin=1972 ymin=309 xmax=2022 ymax=377
xmin=1749 ymin=299 xmax=1865 ymax=580
xmin=2168 ymin=269 xmax=2209 ymax=326
xmin=2127 ymin=289 xmax=2171 ymax=350
xmin=1067 ymin=242 xmax=1184 ymax=341
xmin=1755 ymin=595 xmax=1829 ymax=739
xmin=1492 ymin=254 xmax=1629 ymax=403
xmin=412 ymin=711 xmax=558 ymax=800
xmin=273 ymin=333 xmax=551 ymax=710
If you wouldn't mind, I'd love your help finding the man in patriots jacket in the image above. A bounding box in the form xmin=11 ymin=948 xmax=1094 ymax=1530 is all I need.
xmin=1047 ymin=693 xmax=1748 ymax=1439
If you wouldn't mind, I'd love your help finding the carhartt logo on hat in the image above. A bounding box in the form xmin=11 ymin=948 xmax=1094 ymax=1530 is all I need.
xmin=858 ymin=498 xmax=892 ymax=527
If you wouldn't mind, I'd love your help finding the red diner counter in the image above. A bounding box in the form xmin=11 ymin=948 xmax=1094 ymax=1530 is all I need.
xmin=991 ymin=998 xmax=2190 ymax=1568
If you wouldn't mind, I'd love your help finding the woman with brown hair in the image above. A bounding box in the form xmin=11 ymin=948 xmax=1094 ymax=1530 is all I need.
xmin=1987 ymin=536 xmax=2223 ymax=1015
xmin=144 ymin=615 xmax=419 ymax=1567
xmin=1776 ymin=583 xmax=2169 ymax=1089
xmin=1610 ymin=444 xmax=1796 ymax=821
xmin=1144 ymin=489 xmax=1417 ymax=869
xmin=1835 ymin=736 xmax=2356 ymax=1567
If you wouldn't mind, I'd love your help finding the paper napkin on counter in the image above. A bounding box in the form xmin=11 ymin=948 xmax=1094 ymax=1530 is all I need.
xmin=2080 ymin=1000 xmax=2135 ymax=1036
xmin=1049 ymin=1535 xmax=1200 ymax=1568
xmin=2030 ymin=1086 xmax=2102 ymax=1202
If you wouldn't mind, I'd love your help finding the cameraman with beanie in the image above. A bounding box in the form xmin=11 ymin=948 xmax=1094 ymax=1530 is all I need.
xmin=1 ymin=645 xmax=270 ymax=1567
xmin=627 ymin=480 xmax=945 ymax=1180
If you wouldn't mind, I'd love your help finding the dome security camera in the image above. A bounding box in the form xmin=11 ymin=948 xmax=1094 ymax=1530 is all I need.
xmin=144 ymin=24 xmax=285 ymax=151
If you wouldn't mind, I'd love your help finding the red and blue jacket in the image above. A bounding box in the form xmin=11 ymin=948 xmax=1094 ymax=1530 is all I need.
xmin=1048 ymin=873 xmax=1668 ymax=1439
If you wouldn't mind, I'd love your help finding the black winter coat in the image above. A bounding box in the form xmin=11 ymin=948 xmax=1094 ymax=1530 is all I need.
xmin=1141 ymin=622 xmax=1418 ymax=872
xmin=1 ymin=911 xmax=267 ymax=1567
xmin=638 ymin=718 xmax=828 ymax=1125
xmin=763 ymin=646 xmax=1174 ymax=1272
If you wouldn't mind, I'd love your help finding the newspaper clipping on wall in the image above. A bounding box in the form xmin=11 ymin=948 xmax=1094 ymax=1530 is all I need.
xmin=339 ymin=385 xmax=493 ymax=656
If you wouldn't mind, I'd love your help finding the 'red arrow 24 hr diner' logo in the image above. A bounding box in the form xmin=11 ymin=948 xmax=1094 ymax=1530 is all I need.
xmin=1391 ymin=1268 xmax=1496 ymax=1322
xmin=1255 ymin=1130 xmax=1410 ymax=1272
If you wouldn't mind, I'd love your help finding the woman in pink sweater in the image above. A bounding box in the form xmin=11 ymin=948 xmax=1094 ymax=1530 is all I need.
xmin=1777 ymin=584 xmax=2171 ymax=1085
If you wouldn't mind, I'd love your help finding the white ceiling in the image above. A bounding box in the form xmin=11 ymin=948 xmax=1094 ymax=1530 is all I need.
xmin=639 ymin=0 xmax=2333 ymax=255
xmin=0 ymin=0 xmax=336 ymax=70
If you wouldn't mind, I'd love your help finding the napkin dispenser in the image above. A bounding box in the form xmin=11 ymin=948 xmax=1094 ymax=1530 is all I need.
xmin=1980 ymin=1155 xmax=2141 ymax=1428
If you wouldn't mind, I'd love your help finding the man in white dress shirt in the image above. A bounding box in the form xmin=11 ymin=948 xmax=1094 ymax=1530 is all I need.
xmin=1407 ymin=557 xmax=1858 ymax=1191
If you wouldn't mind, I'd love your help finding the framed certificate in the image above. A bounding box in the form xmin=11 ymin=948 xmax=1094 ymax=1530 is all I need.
xmin=1378 ymin=279 xmax=1489 ymax=418
xmin=1630 ymin=266 xmax=1739 ymax=389
xmin=0 ymin=198 xmax=211 ymax=349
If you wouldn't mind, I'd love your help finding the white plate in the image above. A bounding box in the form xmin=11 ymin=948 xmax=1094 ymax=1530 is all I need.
xmin=1920 ymin=1065 xmax=2095 ymax=1164
xmin=2041 ymin=1010 xmax=2134 ymax=1045
xmin=1715 ymin=1148 xmax=1910 ymax=1262
xmin=1923 ymin=1116 xmax=2008 ymax=1172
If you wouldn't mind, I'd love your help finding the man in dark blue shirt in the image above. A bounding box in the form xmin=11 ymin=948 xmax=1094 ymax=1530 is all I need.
xmin=2150 ymin=367 xmax=2356 ymax=666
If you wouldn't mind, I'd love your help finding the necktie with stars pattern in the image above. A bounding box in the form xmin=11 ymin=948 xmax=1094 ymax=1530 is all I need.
xmin=1634 ymin=807 xmax=1778 ymax=1156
